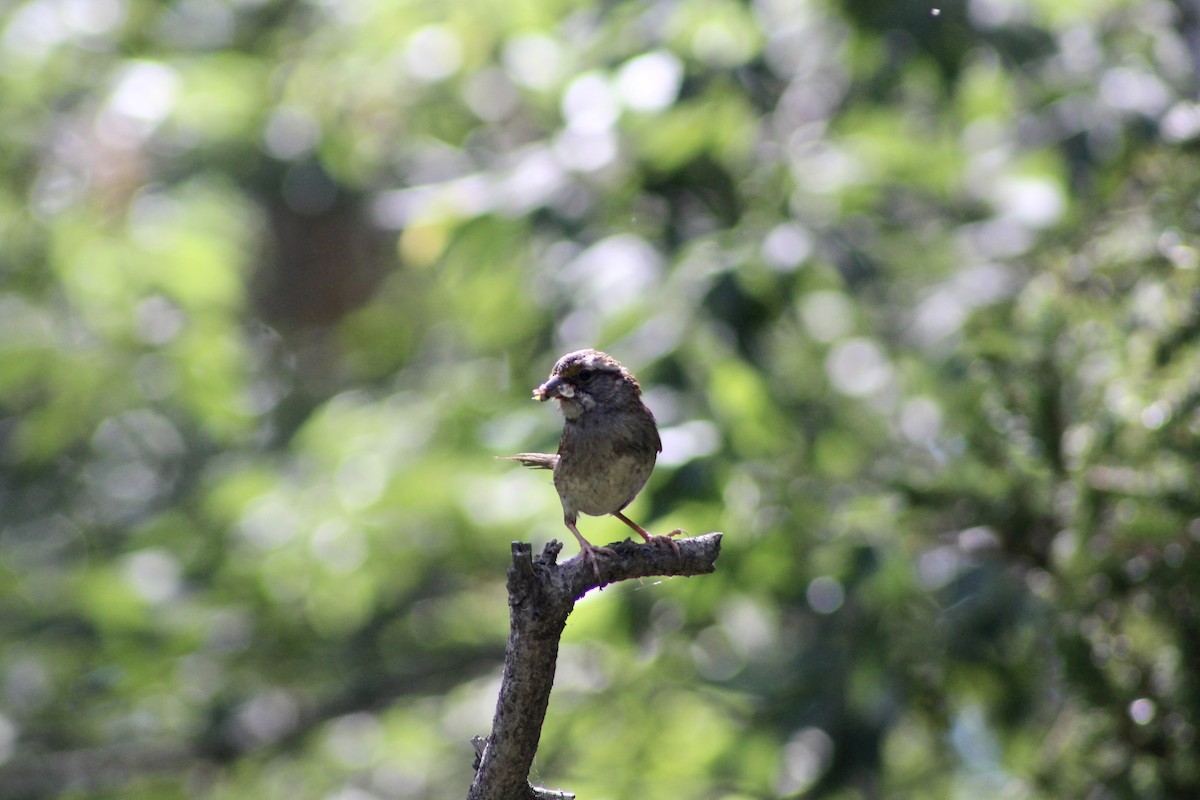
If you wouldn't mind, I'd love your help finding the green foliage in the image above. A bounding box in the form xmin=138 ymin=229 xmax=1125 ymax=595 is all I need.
xmin=1 ymin=0 xmax=1199 ymax=798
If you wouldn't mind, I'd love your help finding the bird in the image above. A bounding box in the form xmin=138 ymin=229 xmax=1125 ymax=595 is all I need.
xmin=504 ymin=349 xmax=682 ymax=575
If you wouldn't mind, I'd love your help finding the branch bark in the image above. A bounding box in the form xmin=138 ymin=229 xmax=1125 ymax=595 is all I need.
xmin=467 ymin=532 xmax=723 ymax=800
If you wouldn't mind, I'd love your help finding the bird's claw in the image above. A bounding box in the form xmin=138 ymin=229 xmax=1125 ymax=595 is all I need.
xmin=579 ymin=543 xmax=615 ymax=580
xmin=646 ymin=529 xmax=685 ymax=559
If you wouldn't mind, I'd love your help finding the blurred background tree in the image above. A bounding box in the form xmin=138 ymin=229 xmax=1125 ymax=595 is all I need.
xmin=1 ymin=0 xmax=1199 ymax=798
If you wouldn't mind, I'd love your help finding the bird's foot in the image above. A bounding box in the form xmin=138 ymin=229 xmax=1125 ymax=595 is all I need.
xmin=645 ymin=529 xmax=686 ymax=559
xmin=578 ymin=542 xmax=615 ymax=580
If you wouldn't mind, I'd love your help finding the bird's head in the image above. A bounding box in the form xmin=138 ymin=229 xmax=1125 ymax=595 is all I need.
xmin=533 ymin=349 xmax=642 ymax=420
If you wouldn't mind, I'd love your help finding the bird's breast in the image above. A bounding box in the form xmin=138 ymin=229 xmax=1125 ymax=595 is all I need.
xmin=553 ymin=425 xmax=656 ymax=517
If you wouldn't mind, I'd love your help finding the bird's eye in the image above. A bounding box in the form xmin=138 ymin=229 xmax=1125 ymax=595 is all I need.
xmin=578 ymin=368 xmax=595 ymax=382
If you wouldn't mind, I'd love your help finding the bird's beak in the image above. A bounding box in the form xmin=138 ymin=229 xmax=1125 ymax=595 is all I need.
xmin=533 ymin=376 xmax=574 ymax=401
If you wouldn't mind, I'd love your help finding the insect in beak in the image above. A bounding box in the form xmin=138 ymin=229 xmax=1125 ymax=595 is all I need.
xmin=534 ymin=377 xmax=574 ymax=401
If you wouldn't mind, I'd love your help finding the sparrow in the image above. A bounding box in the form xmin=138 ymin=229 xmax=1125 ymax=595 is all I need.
xmin=504 ymin=349 xmax=682 ymax=575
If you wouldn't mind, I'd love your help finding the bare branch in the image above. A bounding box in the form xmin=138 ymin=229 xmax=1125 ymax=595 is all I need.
xmin=467 ymin=532 xmax=723 ymax=800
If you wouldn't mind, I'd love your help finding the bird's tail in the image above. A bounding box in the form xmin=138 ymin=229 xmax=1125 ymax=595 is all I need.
xmin=499 ymin=452 xmax=559 ymax=470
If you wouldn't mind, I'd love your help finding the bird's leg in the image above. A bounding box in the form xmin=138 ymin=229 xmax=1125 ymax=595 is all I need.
xmin=565 ymin=518 xmax=613 ymax=579
xmin=612 ymin=511 xmax=684 ymax=558
xmin=611 ymin=510 xmax=652 ymax=541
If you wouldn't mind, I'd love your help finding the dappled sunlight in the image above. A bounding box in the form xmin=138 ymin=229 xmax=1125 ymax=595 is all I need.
xmin=776 ymin=726 xmax=834 ymax=796
xmin=2 ymin=0 xmax=1200 ymax=796
xmin=122 ymin=548 xmax=183 ymax=603
xmin=658 ymin=419 xmax=721 ymax=466
xmin=825 ymin=337 xmax=894 ymax=398
xmin=457 ymin=471 xmax=556 ymax=527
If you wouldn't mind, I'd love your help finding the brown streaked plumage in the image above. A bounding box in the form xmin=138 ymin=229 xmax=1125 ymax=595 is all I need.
xmin=504 ymin=349 xmax=682 ymax=575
